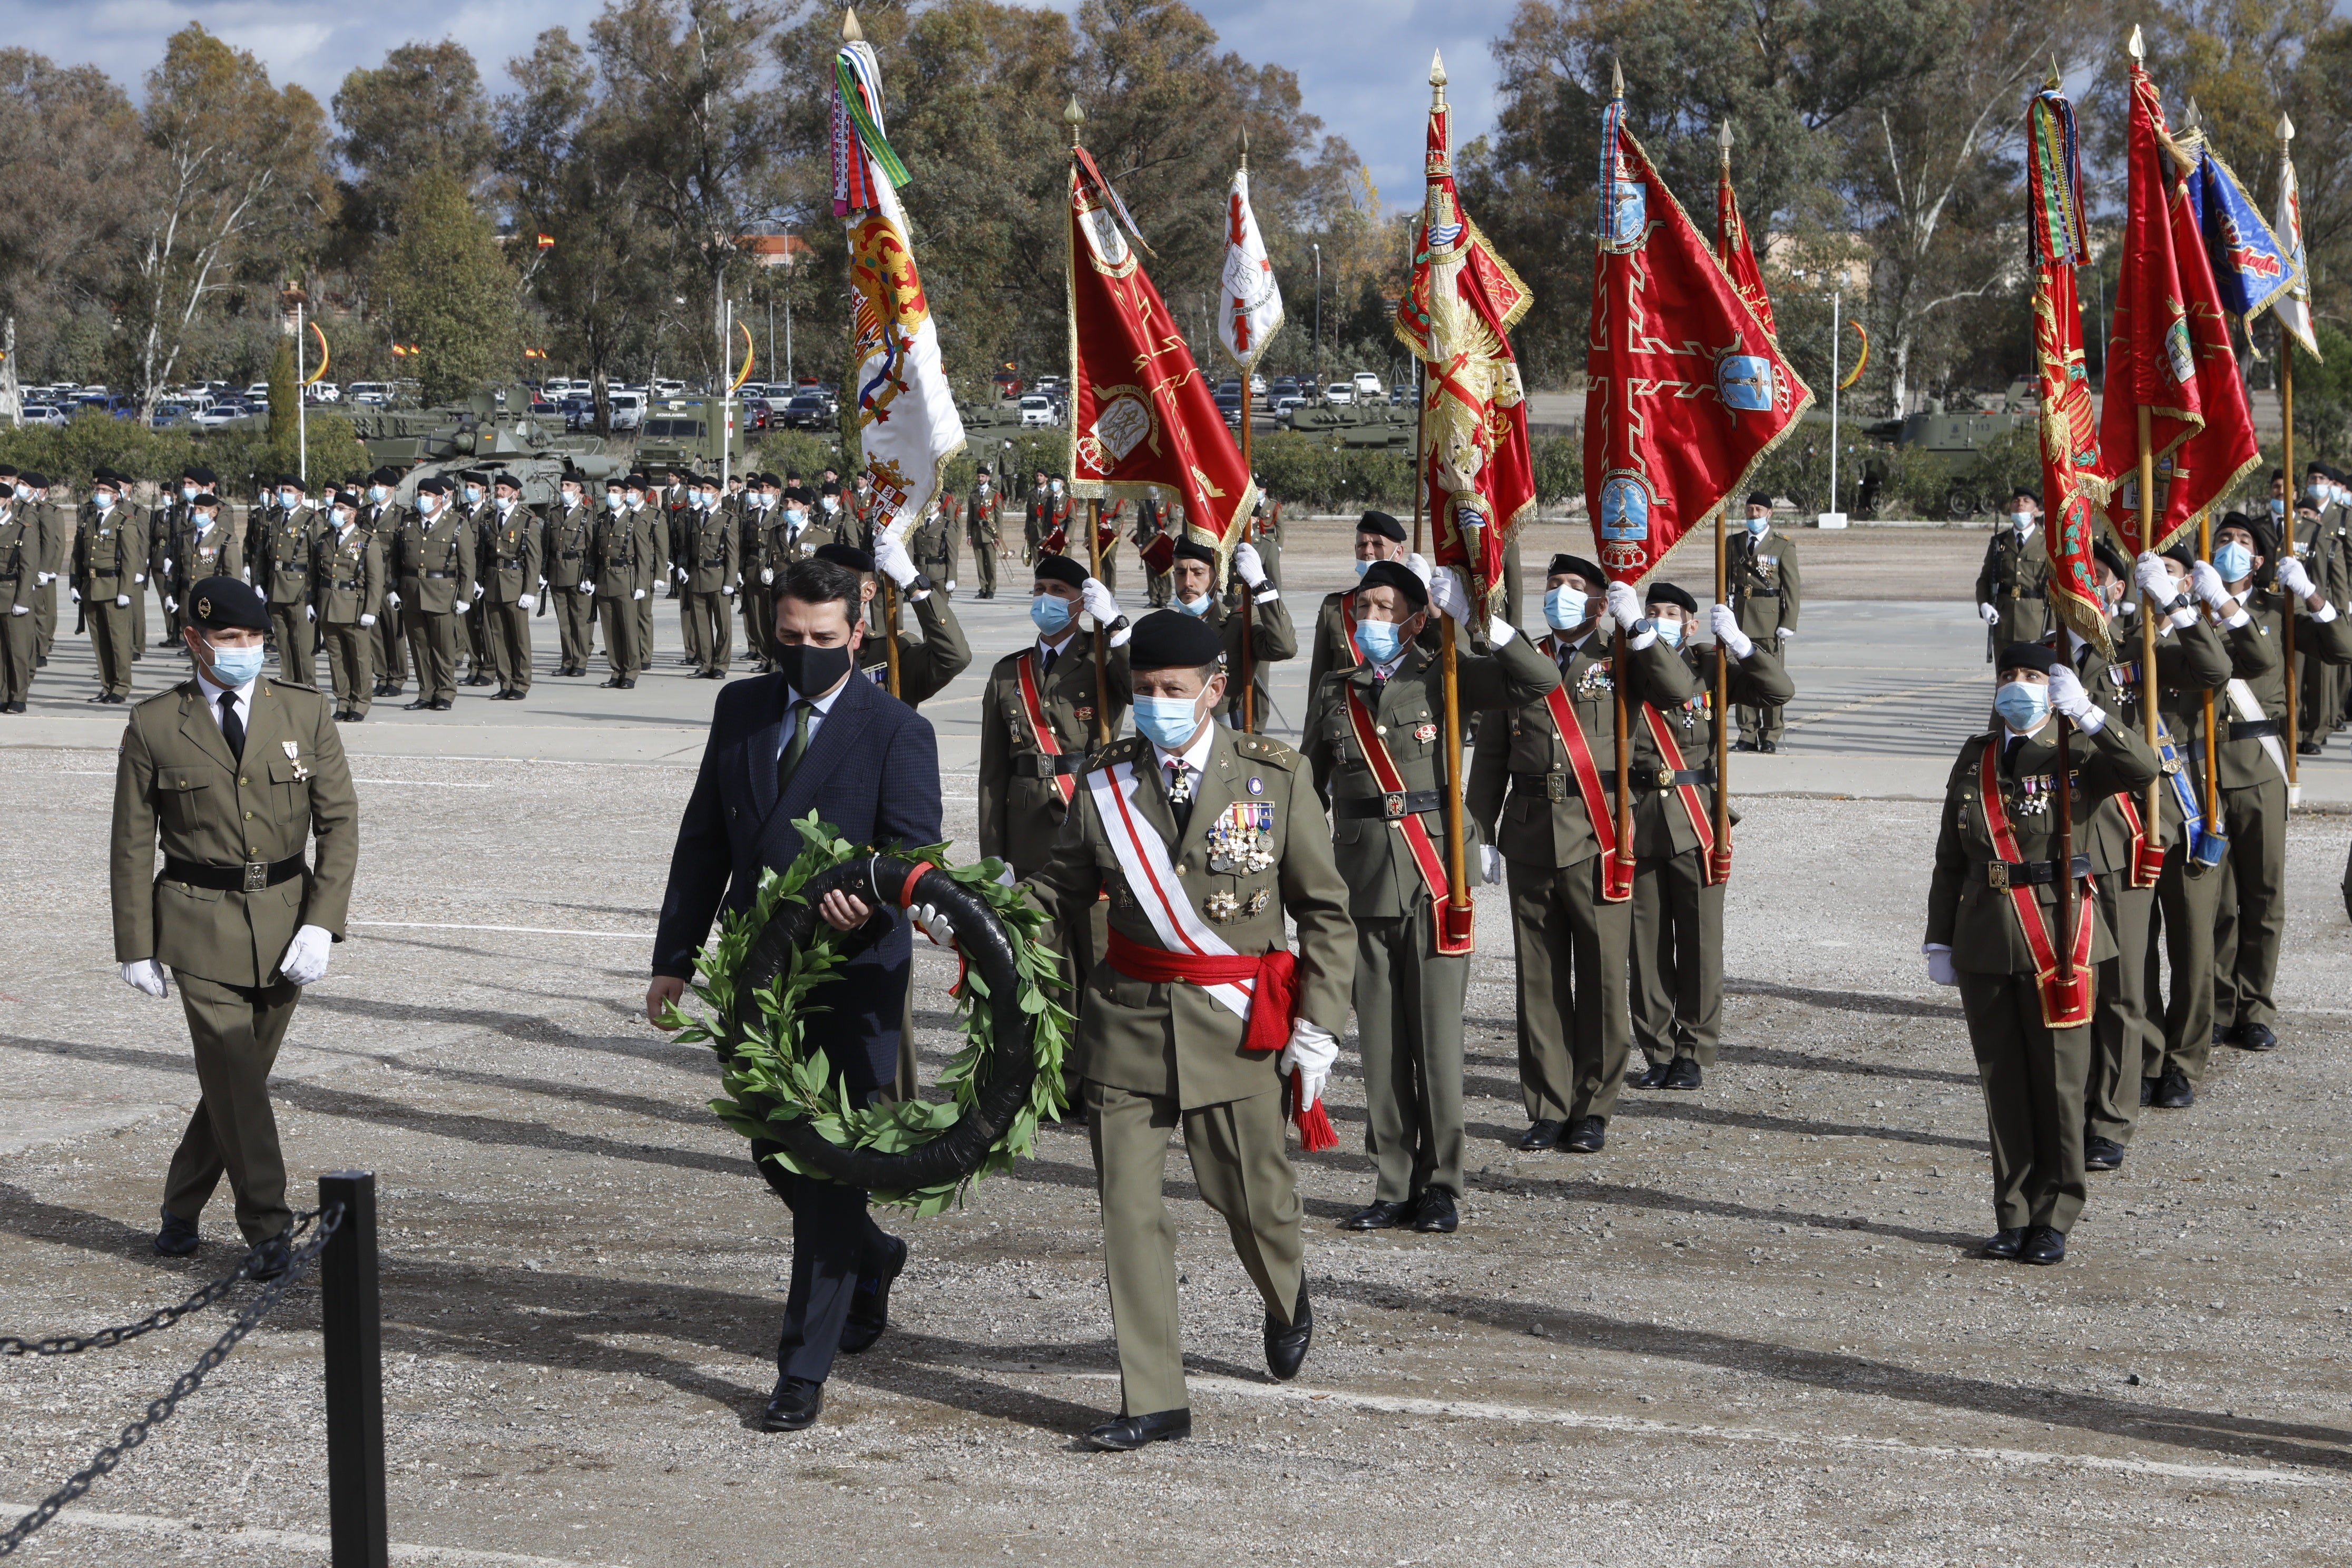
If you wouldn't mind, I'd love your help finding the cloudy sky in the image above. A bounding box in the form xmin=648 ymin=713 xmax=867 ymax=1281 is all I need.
xmin=13 ymin=0 xmax=1517 ymax=209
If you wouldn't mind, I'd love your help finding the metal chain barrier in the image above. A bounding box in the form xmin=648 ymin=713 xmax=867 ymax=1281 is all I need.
xmin=0 ymin=1203 xmax=345 ymax=1559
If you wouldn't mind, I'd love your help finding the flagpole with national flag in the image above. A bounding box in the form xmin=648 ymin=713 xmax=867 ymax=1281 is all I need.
xmin=2276 ymin=110 xmax=2321 ymax=801
xmin=1217 ymin=128 xmax=1285 ymax=732
xmin=1709 ymin=117 xmax=1768 ymax=884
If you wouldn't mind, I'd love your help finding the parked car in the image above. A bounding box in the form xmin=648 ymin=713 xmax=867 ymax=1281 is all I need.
xmin=17 ymin=403 xmax=67 ymax=428
xmin=346 ymin=380 xmax=394 ymax=406
xmin=742 ymin=397 xmax=776 ymax=433
xmin=558 ymin=395 xmax=594 ymax=430
xmin=1213 ymin=387 xmax=1244 ymax=428
xmin=191 ymin=404 xmax=252 ymax=429
xmin=306 ymin=381 xmax=341 ymax=403
xmin=1350 ymin=371 xmax=1383 ymax=401
xmin=779 ymin=393 xmax=831 ymax=430
xmin=1018 ymin=394 xmax=1056 ymax=427
xmin=606 ymin=390 xmax=644 ymax=430
xmin=242 ymin=383 xmax=270 ymax=399
xmin=1322 ymin=383 xmax=1355 ymax=406
xmin=1269 ymin=392 xmax=1306 ymax=416
xmin=150 ymin=401 xmax=196 ymax=429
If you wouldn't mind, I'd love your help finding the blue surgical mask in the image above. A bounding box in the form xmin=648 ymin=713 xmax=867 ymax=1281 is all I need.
xmin=1544 ymin=586 xmax=1589 ymax=630
xmin=368 ymin=485 xmax=388 ymax=504
xmin=2212 ymin=541 xmax=2254 ymax=582
xmin=94 ymin=492 xmax=115 ymax=512
xmin=1030 ymin=593 xmax=1074 ymax=635
xmin=278 ymin=490 xmax=298 ymax=509
xmin=1654 ymin=616 xmax=1685 ymax=648
xmin=419 ymin=496 xmax=439 ymax=517
xmin=1353 ymin=618 xmax=1405 ymax=664
xmin=180 ymin=484 xmax=198 ymax=501
xmin=1174 ymin=592 xmax=1211 ymax=618
xmin=1993 ymin=680 xmax=2050 ymax=731
xmin=496 ymin=495 xmax=515 ymax=513
xmin=1133 ymin=694 xmax=1202 ymax=749
xmin=605 ymin=493 xmax=624 ymax=511
xmin=1353 ymin=557 xmax=1374 ymax=578
xmin=2307 ymin=484 xmax=2327 ymax=505
xmin=464 ymin=485 xmax=483 ymax=505
xmin=1746 ymin=514 xmax=1769 ymax=535
xmin=206 ymin=643 xmax=266 ymax=687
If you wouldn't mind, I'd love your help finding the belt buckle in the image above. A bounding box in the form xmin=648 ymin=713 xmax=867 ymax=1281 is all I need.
xmin=1547 ymin=773 xmax=1569 ymax=802
xmin=1986 ymin=861 xmax=2010 ymax=891
xmin=1381 ymin=792 xmax=1407 ymax=820
xmin=242 ymin=861 xmax=269 ymax=893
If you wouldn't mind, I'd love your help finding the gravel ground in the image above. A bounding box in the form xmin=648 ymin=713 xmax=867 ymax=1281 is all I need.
xmin=4 ymin=737 xmax=2351 ymax=1566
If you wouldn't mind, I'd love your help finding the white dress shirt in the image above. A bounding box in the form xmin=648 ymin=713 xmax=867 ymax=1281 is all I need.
xmin=777 ymin=673 xmax=850 ymax=758
xmin=194 ymin=662 xmax=258 ymax=736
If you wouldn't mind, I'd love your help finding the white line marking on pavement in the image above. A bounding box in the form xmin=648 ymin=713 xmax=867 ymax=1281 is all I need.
xmin=0 ymin=1501 xmax=621 ymax=1565
xmin=349 ymin=921 xmax=650 ymax=940
xmin=936 ymin=1361 xmax=2337 ymax=1489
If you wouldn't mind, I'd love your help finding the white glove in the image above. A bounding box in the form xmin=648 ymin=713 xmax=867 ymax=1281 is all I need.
xmin=912 ymin=901 xmax=956 ymax=948
xmin=2189 ymin=559 xmax=2230 ymax=609
xmin=945 ymin=580 xmax=956 ymax=592
xmin=36 ymin=571 xmax=54 ymax=585
xmin=1427 ymin=565 xmax=1473 ymax=625
xmin=460 ymin=596 xmax=476 ymax=614
xmin=163 ymin=596 xmax=177 ymax=613
xmin=1233 ymin=541 xmax=1267 ymax=589
xmin=1923 ymin=943 xmax=1958 ymax=987
xmin=1479 ymin=844 xmax=1503 ymax=885
xmin=384 ymin=590 xmax=401 ymax=610
xmin=2047 ymin=663 xmax=2101 ymax=732
xmin=633 ymin=587 xmax=648 ymax=601
xmin=115 ymin=593 xmax=131 ymax=607
xmin=581 ymin=582 xmax=595 ymax=597
xmin=874 ymin=533 xmax=919 ymax=589
xmin=1710 ymin=603 xmax=1753 ymax=660
xmin=760 ymin=567 xmax=773 ymax=585
xmin=8 ymin=604 xmax=25 ymax=616
xmin=133 ymin=572 xmax=145 ymax=583
xmin=359 ymin=613 xmax=376 ymax=629
xmin=121 ymin=959 xmax=170 ymax=997
xmin=2133 ymin=552 xmax=2173 ymax=603
xmin=1405 ymin=551 xmax=1432 ymax=584
xmin=472 ymin=582 xmax=485 ymax=599
xmin=1604 ymin=580 xmax=1644 ymax=631
xmin=675 ymin=566 xmax=689 ymax=583
xmin=276 ymin=924 xmax=333 ymax=986
xmin=1081 ymin=577 xmax=1120 ymax=626
xmin=721 ymin=584 xmax=736 ymax=596
xmin=1775 ymin=626 xmax=1793 ymax=640
xmin=1978 ymin=602 xmax=2001 ymax=625
xmin=69 ymin=587 xmax=80 ymax=603
xmin=163 ymin=558 xmax=173 ymax=574
xmin=2276 ymin=556 xmax=2317 ymax=602
xmin=517 ymin=593 xmax=537 ymax=610
xmin=304 ymin=604 xmax=315 ymax=622
xmin=1277 ymin=1018 xmax=1339 ymax=1112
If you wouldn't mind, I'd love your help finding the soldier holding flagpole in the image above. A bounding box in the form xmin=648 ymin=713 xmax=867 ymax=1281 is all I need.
xmin=1217 ymin=130 xmax=1284 ymax=732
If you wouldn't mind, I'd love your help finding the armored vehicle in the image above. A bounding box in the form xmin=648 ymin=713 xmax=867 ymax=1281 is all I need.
xmin=344 ymin=385 xmax=627 ymax=507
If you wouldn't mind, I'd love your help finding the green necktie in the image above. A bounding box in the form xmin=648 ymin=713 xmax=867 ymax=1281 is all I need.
xmin=776 ymin=699 xmax=816 ymax=794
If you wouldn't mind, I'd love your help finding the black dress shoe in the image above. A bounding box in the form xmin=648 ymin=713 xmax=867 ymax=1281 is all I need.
xmin=430 ymin=698 xmax=453 ymax=711
xmin=617 ymin=678 xmax=635 ymax=689
xmin=1663 ymin=1056 xmax=1703 ymax=1090
xmin=1409 ymin=1188 xmax=1459 ymax=1233
xmin=1629 ymin=1062 xmax=1669 ymax=1089
xmin=2232 ymin=1022 xmax=2278 ymax=1052
xmin=1265 ymin=1283 xmax=1311 ymax=1380
xmin=346 ymin=710 xmax=364 ymax=723
xmin=2139 ymin=1077 xmax=2157 ymax=1107
xmin=333 ymin=710 xmax=351 ymax=722
xmin=4 ymin=702 xmax=24 ymax=714
xmin=760 ymin=1376 xmax=824 ymax=1432
xmin=2021 ymin=1225 xmax=2066 ymax=1265
xmin=491 ymin=688 xmax=525 ymax=700
xmin=1758 ymin=739 xmax=1778 ymax=753
xmin=154 ymin=1207 xmax=200 ymax=1257
xmin=1732 ymin=740 xmax=1756 ymax=752
xmin=244 ymin=1233 xmax=291 ymax=1282
xmin=2084 ymin=1136 xmax=2123 ymax=1171
xmin=404 ymin=698 xmax=434 ymax=711
xmin=2212 ymin=1023 xmax=2229 ymax=1047
xmin=2297 ymin=740 xmax=2325 ymax=756
xmin=1982 ymin=1227 xmax=2025 ymax=1260
xmin=1084 ymin=1408 xmax=1190 ymax=1451
xmin=1562 ymin=1116 xmax=1605 ymax=1154
xmin=1339 ymin=1200 xmax=1411 ymax=1231
xmin=839 ymin=1234 xmax=908 ymax=1355
xmin=2153 ymin=1065 xmax=2194 ymax=1109
xmin=1517 ymin=1119 xmax=1565 ymax=1151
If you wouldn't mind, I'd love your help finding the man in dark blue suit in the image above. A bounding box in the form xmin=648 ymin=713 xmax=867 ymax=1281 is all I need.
xmin=648 ymin=556 xmax=943 ymax=1432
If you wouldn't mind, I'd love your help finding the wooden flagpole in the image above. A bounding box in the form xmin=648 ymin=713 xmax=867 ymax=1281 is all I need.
xmin=1236 ymin=131 xmax=1257 ymax=733
xmin=1066 ymin=95 xmax=1111 ymax=748
xmin=1713 ymin=507 xmax=1730 ymax=864
xmin=2281 ymin=331 xmax=2299 ymax=799
xmin=2137 ymin=405 xmax=2163 ymax=847
xmin=1426 ymin=55 xmax=1472 ymax=942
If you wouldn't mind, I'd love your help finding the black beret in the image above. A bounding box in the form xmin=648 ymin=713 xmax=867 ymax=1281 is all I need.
xmin=1128 ymin=609 xmax=1226 ymax=672
xmin=1034 ymin=554 xmax=1089 ymax=591
xmin=814 ymin=542 xmax=875 ymax=573
xmin=1356 ymin=509 xmax=1407 ymax=542
xmin=623 ymin=474 xmax=649 ymax=490
xmin=1645 ymin=580 xmax=1698 ymax=614
xmin=277 ymin=473 xmax=306 ymax=491
xmin=783 ymin=486 xmax=816 ymax=505
xmin=191 ymin=466 xmax=218 ymax=485
xmin=187 ymin=575 xmax=268 ymax=633
xmin=491 ymin=471 xmax=524 ymax=489
xmin=760 ymin=472 xmax=783 ymax=487
xmin=2218 ymin=511 xmax=2273 ymax=556
xmin=417 ymin=476 xmax=452 ymax=496
xmin=91 ymin=468 xmax=124 ymax=487
xmin=191 ymin=493 xmax=220 ymax=509
xmin=369 ymin=466 xmax=400 ymax=486
xmin=17 ymin=473 xmax=47 ymax=491
xmin=2092 ymin=539 xmax=2131 ymax=579
xmin=1746 ymin=492 xmax=1773 ymax=510
xmin=331 ymin=489 xmax=361 ymax=509
xmin=1997 ymin=642 xmax=2057 ymax=675
xmin=2307 ymin=462 xmax=2331 ymax=478
xmin=2158 ymin=543 xmax=2197 ymax=572
xmin=1358 ymin=558 xmax=1428 ymax=610
xmin=1547 ymin=553 xmax=1604 ymax=583
xmin=2010 ymin=485 xmax=2041 ymax=505
xmin=0 ymin=464 xmax=17 ymax=477
xmin=1171 ymin=540 xmax=1217 ymax=566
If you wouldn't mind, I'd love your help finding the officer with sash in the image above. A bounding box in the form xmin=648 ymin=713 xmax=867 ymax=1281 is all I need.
xmin=1726 ymin=492 xmax=1800 ymax=751
xmin=1163 ymin=538 xmax=1290 ymax=731
xmin=1304 ymin=560 xmax=1559 ymax=1232
xmin=1975 ymin=488 xmax=2051 ymax=663
xmin=543 ymin=473 xmax=598 ymax=678
xmin=977 ymin=555 xmax=1132 ymax=876
xmin=388 ymin=476 xmax=475 ymax=712
xmin=1018 ymin=609 xmax=1352 ymax=1451
xmin=1468 ymin=556 xmax=1692 ymax=1152
xmin=1625 ymin=581 xmax=1792 ymax=1090
xmin=1923 ymin=643 xmax=2158 ymax=1264
xmin=589 ymin=476 xmax=647 ymax=689
xmin=1304 ymin=512 xmax=1436 ymax=698
xmin=966 ymin=468 xmax=1002 ymax=599
xmin=2207 ymin=512 xmax=2352 ymax=1054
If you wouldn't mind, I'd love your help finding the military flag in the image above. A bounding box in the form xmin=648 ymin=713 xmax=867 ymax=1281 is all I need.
xmin=1217 ymin=155 xmax=1284 ymax=370
xmin=2181 ymin=123 xmax=2295 ymax=331
xmin=832 ymin=14 xmax=963 ymax=545
xmin=1584 ymin=81 xmax=1810 ymax=584
xmin=1394 ymin=52 xmax=1536 ymax=607
xmin=1714 ymin=124 xmax=1776 ymax=340
xmin=2024 ymin=82 xmax=2110 ymax=658
xmin=2275 ymin=115 xmax=2320 ymax=359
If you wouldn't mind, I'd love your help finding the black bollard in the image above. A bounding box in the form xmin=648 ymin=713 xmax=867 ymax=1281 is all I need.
xmin=319 ymin=1170 xmax=387 ymax=1568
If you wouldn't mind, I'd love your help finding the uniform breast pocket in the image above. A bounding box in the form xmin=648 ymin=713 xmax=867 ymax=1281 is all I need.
xmin=158 ymin=776 xmax=209 ymax=832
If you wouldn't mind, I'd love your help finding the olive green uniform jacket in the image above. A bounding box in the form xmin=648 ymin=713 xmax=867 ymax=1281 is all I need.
xmin=390 ymin=507 xmax=477 ymax=611
xmin=855 ymin=587 xmax=971 ymax=706
xmin=977 ymin=630 xmax=1133 ymax=873
xmin=1976 ymin=526 xmax=2052 ymax=654
xmin=312 ymin=525 xmax=384 ymax=625
xmin=1629 ymin=638 xmax=1792 ymax=857
xmin=1727 ymin=527 xmax=1800 ymax=640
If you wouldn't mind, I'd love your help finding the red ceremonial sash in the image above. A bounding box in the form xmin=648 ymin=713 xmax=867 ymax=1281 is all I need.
xmin=1105 ymin=929 xmax=1296 ymax=1055
xmin=1977 ymin=738 xmax=2094 ymax=1028
xmin=1538 ymin=641 xmax=1632 ymax=903
xmin=1344 ymin=685 xmax=1475 ymax=955
xmin=1338 ymin=588 xmax=1365 ymax=667
xmin=1014 ymin=650 xmax=1076 ymax=806
xmin=1641 ymin=704 xmax=1724 ymax=886
xmin=2113 ymin=791 xmax=2164 ymax=889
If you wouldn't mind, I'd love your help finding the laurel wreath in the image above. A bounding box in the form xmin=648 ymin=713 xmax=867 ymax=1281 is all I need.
xmin=661 ymin=815 xmax=1072 ymax=1216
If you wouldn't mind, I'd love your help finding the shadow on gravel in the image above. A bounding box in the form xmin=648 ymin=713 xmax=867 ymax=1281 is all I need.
xmin=1452 ymin=1069 xmax=1981 ymax=1152
xmin=1723 ymin=979 xmax=1967 ymax=1022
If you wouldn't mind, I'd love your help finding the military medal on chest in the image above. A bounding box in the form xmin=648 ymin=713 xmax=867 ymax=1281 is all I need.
xmin=1203 ymin=887 xmax=1270 ymax=923
xmin=1574 ymin=656 xmax=1615 ymax=699
xmin=282 ymin=739 xmax=312 ymax=781
xmin=1205 ymin=801 xmax=1275 ymax=874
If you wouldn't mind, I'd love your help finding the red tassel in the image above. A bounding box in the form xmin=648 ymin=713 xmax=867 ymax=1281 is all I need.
xmin=1291 ymin=1068 xmax=1338 ymax=1153
xmin=1243 ymin=948 xmax=1298 ymax=1055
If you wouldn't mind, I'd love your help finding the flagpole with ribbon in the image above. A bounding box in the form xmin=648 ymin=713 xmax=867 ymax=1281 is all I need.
xmin=1608 ymin=57 xmax=1633 ymax=894
xmin=1711 ymin=120 xmax=1738 ymax=878
xmin=2279 ymin=113 xmax=2300 ymax=800
xmin=1426 ymin=55 xmax=1475 ymax=944
xmin=1066 ymin=95 xmax=1112 ymax=749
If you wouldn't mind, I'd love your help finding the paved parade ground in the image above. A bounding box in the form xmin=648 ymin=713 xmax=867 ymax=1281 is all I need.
xmin=4 ymin=528 xmax=2350 ymax=1565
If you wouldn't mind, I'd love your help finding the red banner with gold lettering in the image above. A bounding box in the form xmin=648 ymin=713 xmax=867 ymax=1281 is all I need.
xmin=1067 ymin=146 xmax=1255 ymax=555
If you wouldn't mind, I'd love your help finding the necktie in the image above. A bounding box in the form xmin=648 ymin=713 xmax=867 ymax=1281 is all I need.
xmin=1167 ymin=761 xmax=1194 ymax=836
xmin=776 ymin=699 xmax=816 ymax=795
xmin=218 ymin=690 xmax=244 ymax=761
xmin=1040 ymin=645 xmax=1056 ymax=681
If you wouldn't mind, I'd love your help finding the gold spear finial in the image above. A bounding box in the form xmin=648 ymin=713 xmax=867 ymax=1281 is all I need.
xmin=2046 ymin=55 xmax=2063 ymax=92
xmin=842 ymin=7 xmax=862 ymax=42
xmin=1429 ymin=50 xmax=1447 ymax=112
xmin=2183 ymin=96 xmax=2203 ymax=130
xmin=2126 ymin=23 xmax=2144 ymax=62
xmin=2280 ymin=111 xmax=2296 ymax=143
xmin=1240 ymin=126 xmax=1249 ymax=170
xmin=1065 ymin=95 xmax=1085 ymax=148
xmin=1611 ymin=53 xmax=1624 ymax=101
xmin=1718 ymin=119 xmax=1733 ymax=168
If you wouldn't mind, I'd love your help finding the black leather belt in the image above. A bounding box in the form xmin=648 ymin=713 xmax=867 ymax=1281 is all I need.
xmin=278 ymin=564 xmax=308 ymax=574
xmin=1512 ymin=770 xmax=1575 ymax=802
xmin=1975 ymin=854 xmax=2091 ymax=888
xmin=560 ymin=550 xmax=582 ymax=560
xmin=2000 ymin=588 xmax=2043 ymax=601
xmin=1014 ymin=753 xmax=1083 ymax=778
xmin=1336 ymin=788 xmax=1445 ymax=819
xmin=1742 ymin=587 xmax=1780 ymax=598
xmin=93 ymin=569 xmax=120 ymax=579
xmin=425 ymin=570 xmax=456 ymax=579
xmin=2229 ymin=719 xmax=2280 ymax=740
xmin=1631 ymin=764 xmax=1714 ymax=792
xmin=330 ymin=580 xmax=362 ymax=591
xmin=162 ymin=854 xmax=307 ymax=894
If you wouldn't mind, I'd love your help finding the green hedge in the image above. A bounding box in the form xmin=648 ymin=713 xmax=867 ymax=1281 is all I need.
xmin=0 ymin=411 xmax=372 ymax=498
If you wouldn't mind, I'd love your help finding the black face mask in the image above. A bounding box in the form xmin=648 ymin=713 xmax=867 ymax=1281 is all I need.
xmin=772 ymin=640 xmax=854 ymax=697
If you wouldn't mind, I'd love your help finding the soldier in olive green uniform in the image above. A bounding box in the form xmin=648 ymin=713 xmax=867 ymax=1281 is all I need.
xmin=255 ymin=475 xmax=322 ymax=689
xmin=1304 ymin=560 xmax=1560 ymax=1232
xmin=1132 ymin=488 xmax=1171 ymax=607
xmin=74 ymin=469 xmax=151 ymax=702
xmin=1161 ymin=538 xmax=1292 ymax=731
xmin=1467 ymin=558 xmax=1693 ymax=1153
xmin=1975 ymin=489 xmax=2052 ymax=663
xmin=389 ymin=477 xmax=475 ymax=711
xmin=679 ymin=476 xmax=740 ymax=679
xmin=1924 ymin=642 xmax=2159 ymax=1265
xmin=736 ymin=474 xmax=778 ymax=672
xmin=476 ymin=473 xmax=542 ymax=700
xmin=2205 ymin=513 xmax=2352 ymax=1053
xmin=354 ymin=471 xmax=407 ymax=697
xmin=1023 ymin=610 xmax=1351 ymax=1451
xmin=966 ymin=470 xmax=1003 ymax=599
xmin=822 ymin=538 xmax=972 ymax=705
xmin=910 ymin=494 xmax=956 ymax=593
xmin=2292 ymin=465 xmax=2352 ymax=754
xmin=589 ymin=478 xmax=646 ymax=688
xmin=1304 ymin=512 xmax=1436 ymax=698
xmin=543 ymin=474 xmax=597 ymax=677
xmin=449 ymin=474 xmax=497 ymax=685
xmin=112 ymin=575 xmax=358 ymax=1267
xmin=164 ymin=483 xmax=244 ymax=649
xmin=313 ymin=489 xmax=384 ymax=722
xmin=0 ymin=483 xmax=38 ymax=711
xmin=1727 ymin=493 xmax=1800 ymax=751
xmin=628 ymin=476 xmax=666 ymax=665
xmin=33 ymin=474 xmax=67 ymax=668
xmin=1626 ymin=582 xmax=1794 ymax=1089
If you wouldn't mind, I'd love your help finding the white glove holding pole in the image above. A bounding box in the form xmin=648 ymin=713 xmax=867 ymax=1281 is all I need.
xmin=1977 ymin=602 xmax=2000 ymax=626
xmin=121 ymin=959 xmax=169 ymax=998
xmin=1233 ymin=541 xmax=1268 ymax=589
xmin=2275 ymin=556 xmax=2317 ymax=603
xmin=874 ymin=533 xmax=919 ymax=589
xmin=1604 ymin=580 xmax=1644 ymax=632
xmin=2046 ymin=663 xmax=2102 ymax=732
xmin=276 ymin=924 xmax=334 ymax=986
xmin=1081 ymin=576 xmax=1120 ymax=627
xmin=2133 ymin=552 xmax=2173 ymax=604
xmin=1427 ymin=565 xmax=1474 ymax=625
xmin=2189 ymin=559 xmax=2230 ymax=609
xmin=1277 ymin=1019 xmax=1338 ymax=1113
xmin=1710 ymin=603 xmax=1753 ymax=660
xmin=1405 ymin=552 xmax=1432 ymax=585
xmin=1922 ymin=944 xmax=1958 ymax=987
